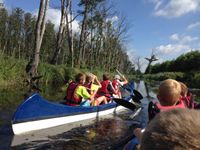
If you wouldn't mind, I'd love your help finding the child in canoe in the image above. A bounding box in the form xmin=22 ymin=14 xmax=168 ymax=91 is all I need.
xmin=141 ymin=108 xmax=200 ymax=150
xmin=112 ymin=74 xmax=128 ymax=98
xmin=130 ymin=79 xmax=186 ymax=146
xmin=96 ymin=73 xmax=117 ymax=102
xmin=84 ymin=73 xmax=108 ymax=106
xmin=179 ymin=81 xmax=200 ymax=109
xmin=65 ymin=73 xmax=96 ymax=106
xmin=148 ymin=79 xmax=186 ymax=120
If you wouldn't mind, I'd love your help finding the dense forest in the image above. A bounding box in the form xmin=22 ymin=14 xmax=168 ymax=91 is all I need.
xmin=150 ymin=51 xmax=200 ymax=73
xmin=0 ymin=0 xmax=135 ymax=78
xmin=144 ymin=50 xmax=200 ymax=87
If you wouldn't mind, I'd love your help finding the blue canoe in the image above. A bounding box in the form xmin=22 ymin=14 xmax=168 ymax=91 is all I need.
xmin=12 ymin=84 xmax=136 ymax=135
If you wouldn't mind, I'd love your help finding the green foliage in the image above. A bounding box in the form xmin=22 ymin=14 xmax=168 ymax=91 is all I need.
xmin=191 ymin=72 xmax=200 ymax=88
xmin=0 ymin=55 xmax=26 ymax=86
xmin=143 ymin=72 xmax=184 ymax=81
xmin=0 ymin=6 xmax=135 ymax=74
xmin=151 ymin=51 xmax=200 ymax=73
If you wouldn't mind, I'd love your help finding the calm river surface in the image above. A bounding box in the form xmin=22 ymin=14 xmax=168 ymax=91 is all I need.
xmin=0 ymin=81 xmax=199 ymax=150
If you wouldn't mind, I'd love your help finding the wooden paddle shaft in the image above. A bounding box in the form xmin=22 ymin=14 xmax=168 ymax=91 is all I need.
xmin=116 ymin=69 xmax=124 ymax=78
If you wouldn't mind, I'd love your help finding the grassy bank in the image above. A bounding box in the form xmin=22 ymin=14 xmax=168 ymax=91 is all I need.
xmin=0 ymin=55 xmax=114 ymax=89
xmin=141 ymin=71 xmax=200 ymax=88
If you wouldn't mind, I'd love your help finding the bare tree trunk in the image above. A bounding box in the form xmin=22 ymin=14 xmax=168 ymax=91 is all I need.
xmin=144 ymin=49 xmax=159 ymax=74
xmin=51 ymin=0 xmax=66 ymax=65
xmin=78 ymin=0 xmax=88 ymax=67
xmin=70 ymin=0 xmax=74 ymax=68
xmin=27 ymin=0 xmax=49 ymax=77
xmin=66 ymin=0 xmax=74 ymax=68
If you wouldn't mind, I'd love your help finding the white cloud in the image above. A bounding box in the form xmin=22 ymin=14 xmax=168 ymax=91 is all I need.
xmin=34 ymin=8 xmax=80 ymax=32
xmin=181 ymin=35 xmax=199 ymax=43
xmin=187 ymin=21 xmax=200 ymax=30
xmin=71 ymin=20 xmax=80 ymax=33
xmin=151 ymin=0 xmax=200 ymax=18
xmin=46 ymin=8 xmax=61 ymax=30
xmin=155 ymin=44 xmax=189 ymax=55
xmin=170 ymin=34 xmax=179 ymax=41
xmin=155 ymin=33 xmax=199 ymax=56
xmin=170 ymin=33 xmax=199 ymax=43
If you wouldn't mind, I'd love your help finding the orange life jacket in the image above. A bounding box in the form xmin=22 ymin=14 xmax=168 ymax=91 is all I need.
xmin=65 ymin=82 xmax=82 ymax=106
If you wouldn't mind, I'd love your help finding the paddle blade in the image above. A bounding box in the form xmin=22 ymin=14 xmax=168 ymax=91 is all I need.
xmin=133 ymin=90 xmax=143 ymax=100
xmin=114 ymin=98 xmax=138 ymax=111
xmin=131 ymin=95 xmax=141 ymax=104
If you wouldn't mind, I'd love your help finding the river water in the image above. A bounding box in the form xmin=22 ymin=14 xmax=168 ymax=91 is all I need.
xmin=1 ymin=81 xmax=199 ymax=150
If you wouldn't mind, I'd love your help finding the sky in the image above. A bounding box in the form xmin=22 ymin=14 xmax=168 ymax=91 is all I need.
xmin=3 ymin=0 xmax=200 ymax=70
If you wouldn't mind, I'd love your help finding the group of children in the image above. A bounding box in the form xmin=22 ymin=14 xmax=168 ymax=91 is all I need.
xmin=65 ymin=72 xmax=128 ymax=107
xmin=132 ymin=79 xmax=200 ymax=149
xmin=65 ymin=75 xmax=200 ymax=149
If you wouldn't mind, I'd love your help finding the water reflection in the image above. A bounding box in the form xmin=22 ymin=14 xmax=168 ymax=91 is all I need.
xmin=134 ymin=80 xmax=157 ymax=99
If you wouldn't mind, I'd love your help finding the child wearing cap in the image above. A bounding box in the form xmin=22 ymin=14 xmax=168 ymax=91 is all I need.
xmin=112 ymin=74 xmax=128 ymax=98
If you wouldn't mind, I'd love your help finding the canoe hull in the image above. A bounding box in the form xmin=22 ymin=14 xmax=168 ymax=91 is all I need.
xmin=12 ymin=104 xmax=126 ymax=134
xmin=12 ymin=93 xmax=132 ymax=135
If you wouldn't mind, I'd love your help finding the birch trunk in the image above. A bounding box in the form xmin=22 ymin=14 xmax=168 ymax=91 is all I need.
xmin=51 ymin=0 xmax=66 ymax=65
xmin=27 ymin=0 xmax=49 ymax=77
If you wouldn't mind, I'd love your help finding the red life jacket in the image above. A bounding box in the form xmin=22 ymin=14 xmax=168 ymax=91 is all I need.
xmin=112 ymin=79 xmax=121 ymax=97
xmin=180 ymin=96 xmax=194 ymax=109
xmin=97 ymin=80 xmax=112 ymax=98
xmin=65 ymin=82 xmax=82 ymax=106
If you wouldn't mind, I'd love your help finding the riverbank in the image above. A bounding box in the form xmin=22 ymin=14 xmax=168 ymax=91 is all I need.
xmin=137 ymin=71 xmax=200 ymax=88
xmin=0 ymin=55 xmax=111 ymax=89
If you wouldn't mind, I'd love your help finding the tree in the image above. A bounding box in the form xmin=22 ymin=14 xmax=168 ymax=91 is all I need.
xmin=144 ymin=49 xmax=159 ymax=74
xmin=78 ymin=0 xmax=105 ymax=68
xmin=26 ymin=0 xmax=49 ymax=78
xmin=23 ymin=12 xmax=35 ymax=59
xmin=6 ymin=8 xmax=24 ymax=57
xmin=0 ymin=8 xmax=8 ymax=53
xmin=51 ymin=0 xmax=66 ymax=65
xmin=41 ymin=21 xmax=56 ymax=63
xmin=132 ymin=56 xmax=144 ymax=74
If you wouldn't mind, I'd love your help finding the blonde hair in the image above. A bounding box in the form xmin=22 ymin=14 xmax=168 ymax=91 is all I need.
xmin=158 ymin=79 xmax=181 ymax=106
xmin=179 ymin=82 xmax=188 ymax=97
xmin=141 ymin=108 xmax=200 ymax=150
xmin=85 ymin=73 xmax=94 ymax=83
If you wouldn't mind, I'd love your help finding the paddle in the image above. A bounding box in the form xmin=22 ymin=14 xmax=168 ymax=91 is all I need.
xmin=133 ymin=89 xmax=143 ymax=99
xmin=114 ymin=98 xmax=138 ymax=111
xmin=113 ymin=88 xmax=144 ymax=110
xmin=116 ymin=69 xmax=125 ymax=77
xmin=132 ymin=89 xmax=143 ymax=104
